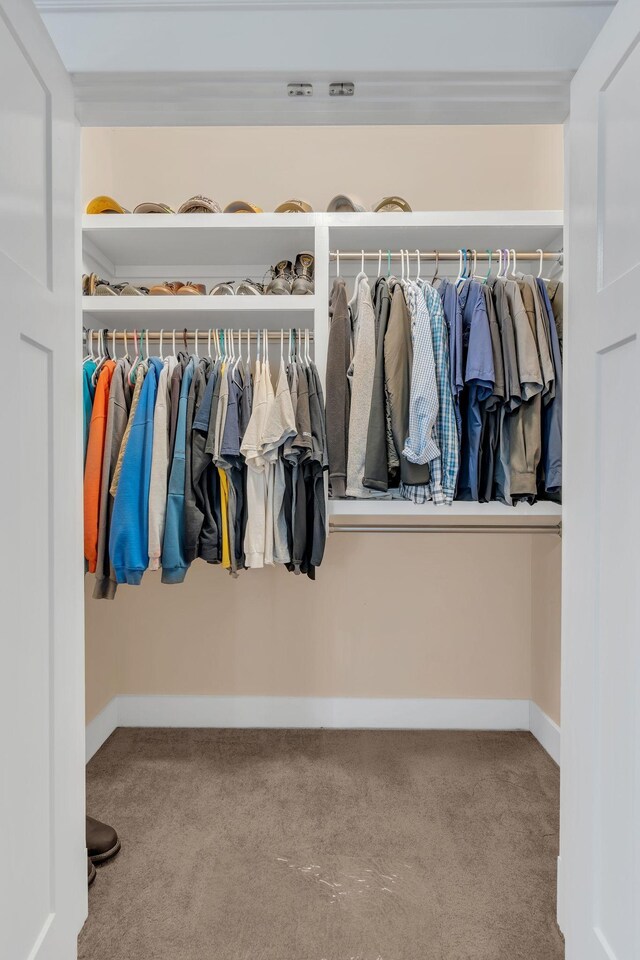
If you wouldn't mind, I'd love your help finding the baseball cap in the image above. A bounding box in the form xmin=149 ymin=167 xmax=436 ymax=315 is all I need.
xmin=373 ymin=196 xmax=412 ymax=213
xmin=177 ymin=196 xmax=223 ymax=214
xmin=133 ymin=202 xmax=175 ymax=214
xmin=274 ymin=199 xmax=313 ymax=213
xmin=327 ymin=194 xmax=367 ymax=213
xmin=224 ymin=200 xmax=263 ymax=214
xmin=86 ymin=195 xmax=129 ymax=214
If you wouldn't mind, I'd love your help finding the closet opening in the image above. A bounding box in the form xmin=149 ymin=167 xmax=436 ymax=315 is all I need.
xmin=79 ymin=124 xmax=563 ymax=960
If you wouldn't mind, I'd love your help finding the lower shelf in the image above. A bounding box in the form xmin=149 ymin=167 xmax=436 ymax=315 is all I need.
xmin=328 ymin=500 xmax=561 ymax=518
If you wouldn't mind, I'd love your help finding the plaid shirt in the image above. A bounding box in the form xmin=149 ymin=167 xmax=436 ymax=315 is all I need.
xmin=401 ymin=283 xmax=459 ymax=505
xmin=402 ymin=281 xmax=440 ymax=467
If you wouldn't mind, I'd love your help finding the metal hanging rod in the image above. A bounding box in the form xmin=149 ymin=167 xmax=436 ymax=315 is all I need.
xmin=83 ymin=329 xmax=313 ymax=342
xmin=329 ymin=250 xmax=562 ymax=262
xmin=329 ymin=523 xmax=561 ymax=536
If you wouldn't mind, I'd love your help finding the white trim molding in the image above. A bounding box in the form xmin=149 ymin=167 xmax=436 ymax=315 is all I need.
xmin=529 ymin=701 xmax=561 ymax=765
xmin=34 ymin=1 xmax=616 ymax=12
xmin=85 ymin=696 xmax=119 ymax=763
xmin=86 ymin=695 xmax=559 ymax=763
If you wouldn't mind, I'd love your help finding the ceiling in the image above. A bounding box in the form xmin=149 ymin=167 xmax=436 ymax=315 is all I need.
xmin=35 ymin=0 xmax=616 ymax=125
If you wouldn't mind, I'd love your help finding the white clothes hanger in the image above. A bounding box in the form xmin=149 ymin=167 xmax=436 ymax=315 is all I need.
xmin=510 ymin=248 xmax=517 ymax=277
xmin=415 ymin=249 xmax=421 ymax=282
xmin=537 ymin=248 xmax=544 ymax=279
xmin=83 ymin=328 xmax=93 ymax=363
xmin=455 ymin=249 xmax=464 ymax=286
xmin=378 ymin=249 xmax=382 ymax=278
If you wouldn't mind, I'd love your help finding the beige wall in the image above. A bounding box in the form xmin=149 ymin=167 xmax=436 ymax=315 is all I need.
xmin=82 ymin=125 xmax=564 ymax=214
xmin=83 ymin=124 xmax=563 ymax=727
xmin=531 ymin=537 xmax=562 ymax=724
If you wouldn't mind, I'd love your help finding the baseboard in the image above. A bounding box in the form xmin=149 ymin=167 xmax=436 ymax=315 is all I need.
xmin=85 ymin=696 xmax=119 ymax=762
xmin=529 ymin=701 xmax=561 ymax=765
xmin=86 ymin=695 xmax=558 ymax=763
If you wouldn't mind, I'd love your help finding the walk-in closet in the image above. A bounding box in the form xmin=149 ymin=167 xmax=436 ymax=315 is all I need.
xmin=4 ymin=2 xmax=640 ymax=959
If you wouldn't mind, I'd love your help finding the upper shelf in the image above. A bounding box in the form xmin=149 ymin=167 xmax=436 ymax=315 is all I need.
xmin=82 ymin=211 xmax=564 ymax=276
xmin=83 ymin=213 xmax=317 ymax=276
xmin=325 ymin=210 xmax=564 ymax=254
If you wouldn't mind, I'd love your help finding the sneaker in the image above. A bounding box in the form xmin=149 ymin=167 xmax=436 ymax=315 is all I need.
xmin=209 ymin=282 xmax=235 ymax=296
xmin=265 ymin=260 xmax=293 ymax=295
xmin=292 ymin=252 xmax=314 ymax=295
xmin=236 ymin=279 xmax=263 ymax=296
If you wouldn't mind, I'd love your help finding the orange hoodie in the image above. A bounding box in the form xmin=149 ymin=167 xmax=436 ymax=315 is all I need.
xmin=84 ymin=360 xmax=116 ymax=572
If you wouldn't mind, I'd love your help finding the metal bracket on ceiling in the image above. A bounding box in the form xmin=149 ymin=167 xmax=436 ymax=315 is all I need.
xmin=329 ymin=82 xmax=355 ymax=97
xmin=287 ymin=83 xmax=313 ymax=97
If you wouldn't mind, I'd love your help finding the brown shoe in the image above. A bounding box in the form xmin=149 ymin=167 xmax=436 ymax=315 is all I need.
xmin=87 ymin=815 xmax=121 ymax=864
xmin=149 ymin=281 xmax=185 ymax=295
xmin=88 ymin=858 xmax=96 ymax=887
xmin=176 ymin=283 xmax=206 ymax=295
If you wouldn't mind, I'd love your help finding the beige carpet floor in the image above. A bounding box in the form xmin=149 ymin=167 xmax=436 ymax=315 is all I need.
xmin=80 ymin=728 xmax=563 ymax=960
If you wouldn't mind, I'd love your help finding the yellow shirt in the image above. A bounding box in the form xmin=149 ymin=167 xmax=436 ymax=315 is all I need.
xmin=218 ymin=468 xmax=230 ymax=569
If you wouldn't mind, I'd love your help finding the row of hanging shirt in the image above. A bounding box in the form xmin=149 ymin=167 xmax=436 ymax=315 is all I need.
xmin=83 ymin=327 xmax=327 ymax=599
xmin=326 ymin=248 xmax=563 ymax=505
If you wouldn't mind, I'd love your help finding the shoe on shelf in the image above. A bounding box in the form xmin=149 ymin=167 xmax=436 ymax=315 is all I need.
xmin=94 ymin=281 xmax=126 ymax=296
xmin=88 ymin=858 xmax=96 ymax=887
xmin=119 ymin=283 xmax=149 ymax=296
xmin=87 ymin=815 xmax=121 ymax=865
xmin=149 ymin=281 xmax=185 ymax=295
xmin=209 ymin=282 xmax=235 ymax=296
xmin=176 ymin=283 xmax=206 ymax=295
xmin=236 ymin=279 xmax=263 ymax=296
xmin=292 ymin=252 xmax=314 ymax=295
xmin=265 ymin=260 xmax=293 ymax=295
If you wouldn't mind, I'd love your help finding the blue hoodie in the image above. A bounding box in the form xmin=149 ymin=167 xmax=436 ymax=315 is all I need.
xmin=109 ymin=358 xmax=162 ymax=584
xmin=161 ymin=357 xmax=196 ymax=583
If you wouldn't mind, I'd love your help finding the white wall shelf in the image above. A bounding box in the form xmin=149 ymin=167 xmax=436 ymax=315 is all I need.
xmin=83 ymin=213 xmax=317 ymax=277
xmin=329 ymin=501 xmax=562 ymax=519
xmin=82 ymin=210 xmax=563 ymax=277
xmin=82 ymin=295 xmax=316 ymax=328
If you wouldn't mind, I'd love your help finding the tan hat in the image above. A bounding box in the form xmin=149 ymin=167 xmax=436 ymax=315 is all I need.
xmin=86 ymin=195 xmax=129 ymax=214
xmin=177 ymin=196 xmax=222 ymax=214
xmin=133 ymin=202 xmax=175 ymax=214
xmin=274 ymin=199 xmax=313 ymax=213
xmin=373 ymin=195 xmax=412 ymax=213
xmin=224 ymin=200 xmax=263 ymax=214
xmin=327 ymin=194 xmax=367 ymax=213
